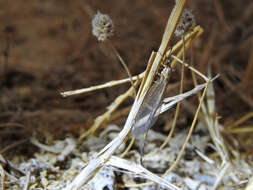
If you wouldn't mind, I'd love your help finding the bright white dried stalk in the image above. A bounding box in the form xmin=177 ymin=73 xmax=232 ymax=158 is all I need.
xmin=92 ymin=11 xmax=114 ymax=41
xmin=0 ymin=164 xmax=5 ymax=190
xmin=23 ymin=172 xmax=31 ymax=190
xmin=160 ymin=76 xmax=218 ymax=114
xmin=246 ymin=176 xmax=253 ymax=190
xmin=106 ymin=156 xmax=180 ymax=190
xmin=200 ymin=69 xmax=230 ymax=190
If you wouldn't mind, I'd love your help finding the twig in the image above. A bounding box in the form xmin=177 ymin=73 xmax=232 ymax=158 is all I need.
xmin=61 ymin=72 xmax=144 ymax=97
xmin=107 ymin=156 xmax=180 ymax=190
xmin=61 ymin=26 xmax=202 ymax=98
xmin=160 ymin=36 xmax=185 ymax=150
xmin=159 ymin=30 xmax=205 ymax=149
xmin=227 ymin=112 xmax=253 ymax=129
xmin=0 ymin=164 xmax=5 ymax=190
xmin=163 ymin=78 xmax=211 ymax=175
xmin=212 ymin=162 xmax=230 ymax=190
xmin=137 ymin=0 xmax=186 ymax=99
xmin=107 ymin=42 xmax=137 ymax=96
xmin=171 ymin=55 xmax=209 ymax=81
xmin=63 ymin=1 xmax=187 ymax=189
xmin=120 ymin=138 xmax=135 ymax=158
xmin=165 ymin=25 xmax=203 ymax=60
xmin=79 ymin=79 xmax=141 ymax=140
xmin=227 ymin=126 xmax=253 ymax=133
xmin=23 ymin=171 xmax=31 ymax=190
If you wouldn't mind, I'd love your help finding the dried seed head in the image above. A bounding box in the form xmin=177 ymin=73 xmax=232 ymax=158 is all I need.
xmin=175 ymin=9 xmax=196 ymax=37
xmin=91 ymin=11 xmax=114 ymax=41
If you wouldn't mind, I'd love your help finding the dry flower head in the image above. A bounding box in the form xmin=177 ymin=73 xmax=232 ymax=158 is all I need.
xmin=92 ymin=11 xmax=114 ymax=41
xmin=175 ymin=9 xmax=196 ymax=37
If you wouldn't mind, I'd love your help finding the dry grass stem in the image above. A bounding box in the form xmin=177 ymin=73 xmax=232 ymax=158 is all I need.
xmin=0 ymin=164 xmax=5 ymax=190
xmin=227 ymin=126 xmax=253 ymax=134
xmin=170 ymin=27 xmax=203 ymax=69
xmin=165 ymin=25 xmax=203 ymax=60
xmin=120 ymin=138 xmax=135 ymax=158
xmin=64 ymin=1 xmax=187 ymax=189
xmin=242 ymin=48 xmax=253 ymax=90
xmin=107 ymin=156 xmax=180 ymax=190
xmin=194 ymin=148 xmax=215 ymax=164
xmin=60 ymin=72 xmax=144 ymax=97
xmin=162 ymin=35 xmax=186 ymax=151
xmin=246 ymin=176 xmax=253 ymax=190
xmin=137 ymin=0 xmax=186 ymax=99
xmin=227 ymin=112 xmax=253 ymax=129
xmin=108 ymin=42 xmax=137 ymax=96
xmin=163 ymin=79 xmax=211 ymax=176
xmin=159 ymin=49 xmax=185 ymax=150
xmin=171 ymin=55 xmax=209 ymax=81
xmin=197 ymin=70 xmax=231 ymax=189
xmin=79 ymin=79 xmax=141 ymax=140
xmin=160 ymin=80 xmax=215 ymax=114
xmin=159 ymin=29 xmax=206 ymax=149
xmin=61 ymin=26 xmax=202 ymax=99
xmin=23 ymin=172 xmax=31 ymax=190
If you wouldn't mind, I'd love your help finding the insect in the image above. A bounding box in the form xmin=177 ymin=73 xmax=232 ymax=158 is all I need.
xmin=132 ymin=65 xmax=171 ymax=161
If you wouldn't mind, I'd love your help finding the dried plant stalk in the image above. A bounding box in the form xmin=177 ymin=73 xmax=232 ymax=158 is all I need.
xmin=120 ymin=138 xmax=135 ymax=158
xmin=74 ymin=26 xmax=202 ymax=141
xmin=165 ymin=25 xmax=203 ymax=60
xmin=64 ymin=1 xmax=187 ymax=189
xmin=160 ymin=28 xmax=205 ymax=149
xmin=170 ymin=26 xmax=203 ymax=69
xmin=0 ymin=164 xmax=5 ymax=190
xmin=107 ymin=156 xmax=180 ymax=190
xmin=246 ymin=176 xmax=253 ymax=190
xmin=61 ymin=72 xmax=144 ymax=97
xmin=163 ymin=79 xmax=211 ymax=175
xmin=129 ymin=78 xmax=213 ymax=188
xmin=227 ymin=112 xmax=253 ymax=129
xmin=61 ymin=26 xmax=202 ymax=98
xmin=138 ymin=0 xmax=186 ymax=99
xmin=79 ymin=79 xmax=141 ymax=140
xmin=108 ymin=42 xmax=137 ymax=96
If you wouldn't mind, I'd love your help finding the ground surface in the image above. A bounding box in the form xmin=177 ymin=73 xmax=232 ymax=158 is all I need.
xmin=0 ymin=0 xmax=253 ymax=189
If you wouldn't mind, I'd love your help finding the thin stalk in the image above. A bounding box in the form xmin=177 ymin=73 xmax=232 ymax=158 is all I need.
xmin=120 ymin=138 xmax=135 ymax=158
xmin=107 ymin=42 xmax=137 ymax=96
xmin=160 ymin=35 xmax=185 ymax=150
xmin=163 ymin=79 xmax=211 ymax=175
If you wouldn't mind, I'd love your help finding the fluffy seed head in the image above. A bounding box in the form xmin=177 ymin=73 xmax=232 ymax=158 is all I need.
xmin=92 ymin=11 xmax=114 ymax=41
xmin=175 ymin=9 xmax=196 ymax=37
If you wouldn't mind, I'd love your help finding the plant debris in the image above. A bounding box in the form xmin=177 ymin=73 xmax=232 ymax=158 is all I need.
xmin=1 ymin=0 xmax=253 ymax=190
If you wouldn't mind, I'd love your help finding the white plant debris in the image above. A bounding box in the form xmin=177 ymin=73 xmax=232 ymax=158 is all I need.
xmin=89 ymin=166 xmax=115 ymax=190
xmin=2 ymin=77 xmax=252 ymax=190
xmin=2 ymin=125 xmax=253 ymax=190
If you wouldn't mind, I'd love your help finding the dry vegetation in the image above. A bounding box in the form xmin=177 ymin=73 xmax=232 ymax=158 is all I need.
xmin=0 ymin=0 xmax=253 ymax=190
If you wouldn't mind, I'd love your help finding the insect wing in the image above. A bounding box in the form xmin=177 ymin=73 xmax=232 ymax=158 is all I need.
xmin=132 ymin=71 xmax=168 ymax=136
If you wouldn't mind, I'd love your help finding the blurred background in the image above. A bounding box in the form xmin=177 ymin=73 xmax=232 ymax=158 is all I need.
xmin=0 ymin=0 xmax=252 ymax=154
